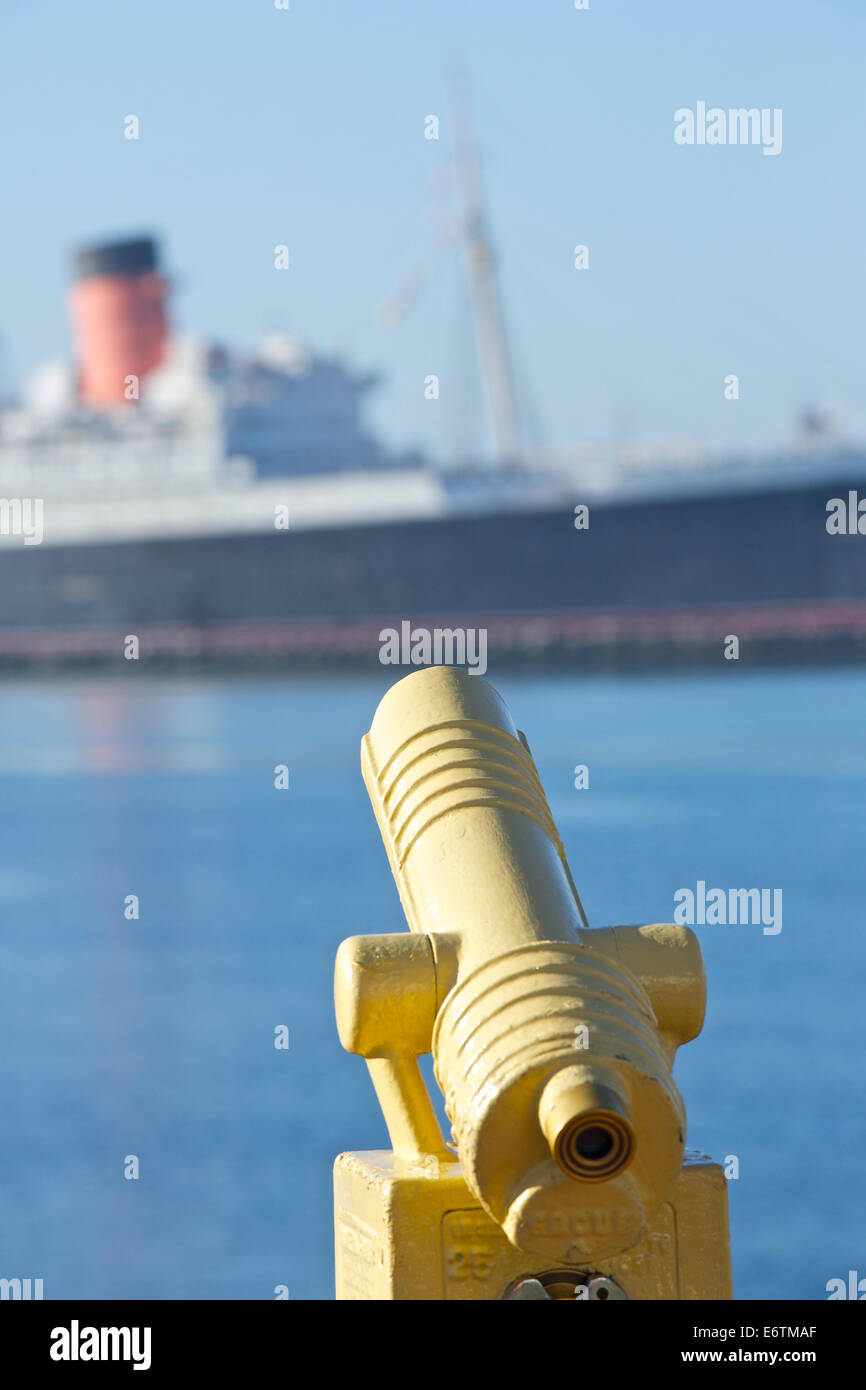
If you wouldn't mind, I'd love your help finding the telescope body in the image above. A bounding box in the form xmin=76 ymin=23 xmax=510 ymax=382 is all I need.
xmin=335 ymin=666 xmax=732 ymax=1299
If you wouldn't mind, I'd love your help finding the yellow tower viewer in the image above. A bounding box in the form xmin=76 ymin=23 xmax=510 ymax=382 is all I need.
xmin=334 ymin=667 xmax=732 ymax=1300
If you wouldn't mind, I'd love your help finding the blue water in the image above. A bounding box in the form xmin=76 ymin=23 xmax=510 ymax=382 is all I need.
xmin=0 ymin=666 xmax=863 ymax=1300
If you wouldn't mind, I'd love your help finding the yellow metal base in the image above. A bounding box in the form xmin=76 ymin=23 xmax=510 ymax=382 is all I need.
xmin=334 ymin=1149 xmax=732 ymax=1301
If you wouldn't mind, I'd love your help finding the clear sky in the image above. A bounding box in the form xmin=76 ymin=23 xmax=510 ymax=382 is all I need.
xmin=1 ymin=0 xmax=863 ymax=464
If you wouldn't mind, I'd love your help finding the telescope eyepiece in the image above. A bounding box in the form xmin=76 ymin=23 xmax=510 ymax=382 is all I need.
xmin=576 ymin=1126 xmax=614 ymax=1160
xmin=540 ymin=1074 xmax=635 ymax=1182
xmin=556 ymin=1113 xmax=634 ymax=1181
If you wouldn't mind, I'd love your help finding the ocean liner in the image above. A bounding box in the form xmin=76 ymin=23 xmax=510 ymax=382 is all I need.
xmin=1 ymin=150 xmax=864 ymax=670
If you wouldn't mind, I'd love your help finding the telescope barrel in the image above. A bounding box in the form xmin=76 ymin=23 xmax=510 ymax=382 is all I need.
xmin=338 ymin=666 xmax=706 ymax=1264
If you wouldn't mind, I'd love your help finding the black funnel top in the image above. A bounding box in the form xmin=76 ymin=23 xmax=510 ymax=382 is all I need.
xmin=74 ymin=237 xmax=159 ymax=280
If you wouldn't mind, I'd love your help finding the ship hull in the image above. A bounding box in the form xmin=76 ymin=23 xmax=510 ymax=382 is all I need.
xmin=1 ymin=480 xmax=864 ymax=669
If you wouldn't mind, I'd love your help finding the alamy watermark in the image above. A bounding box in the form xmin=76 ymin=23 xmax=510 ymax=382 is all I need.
xmin=379 ymin=621 xmax=487 ymax=675
xmin=827 ymin=1270 xmax=866 ymax=1299
xmin=50 ymin=1322 xmax=151 ymax=1371
xmin=0 ymin=497 xmax=43 ymax=545
xmin=0 ymin=1276 xmax=43 ymax=1299
xmin=674 ymin=103 xmax=782 ymax=157
xmin=826 ymin=491 xmax=866 ymax=535
xmin=674 ymin=880 xmax=782 ymax=935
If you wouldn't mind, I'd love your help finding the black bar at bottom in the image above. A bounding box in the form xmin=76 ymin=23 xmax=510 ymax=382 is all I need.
xmin=1 ymin=1298 xmax=858 ymax=1377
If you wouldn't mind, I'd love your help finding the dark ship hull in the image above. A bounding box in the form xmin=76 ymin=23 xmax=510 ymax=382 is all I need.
xmin=1 ymin=476 xmax=865 ymax=670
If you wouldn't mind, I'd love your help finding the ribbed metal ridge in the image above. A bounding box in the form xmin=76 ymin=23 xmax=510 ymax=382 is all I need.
xmin=375 ymin=718 xmax=562 ymax=866
xmin=433 ymin=942 xmax=685 ymax=1139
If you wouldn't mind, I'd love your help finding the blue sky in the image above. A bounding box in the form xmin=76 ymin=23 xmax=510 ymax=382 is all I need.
xmin=0 ymin=0 xmax=863 ymax=463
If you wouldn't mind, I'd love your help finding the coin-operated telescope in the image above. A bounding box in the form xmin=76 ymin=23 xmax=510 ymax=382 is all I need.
xmin=334 ymin=667 xmax=732 ymax=1300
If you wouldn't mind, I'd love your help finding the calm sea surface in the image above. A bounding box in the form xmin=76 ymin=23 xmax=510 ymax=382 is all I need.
xmin=0 ymin=666 xmax=863 ymax=1300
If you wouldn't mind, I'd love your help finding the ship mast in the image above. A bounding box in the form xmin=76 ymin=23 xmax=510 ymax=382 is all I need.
xmin=450 ymin=78 xmax=523 ymax=468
